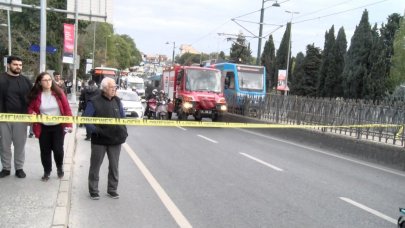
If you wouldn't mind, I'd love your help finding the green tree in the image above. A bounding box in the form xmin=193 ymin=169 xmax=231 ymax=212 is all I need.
xmin=380 ymin=13 xmax=403 ymax=81
xmin=229 ymin=33 xmax=252 ymax=64
xmin=342 ymin=10 xmax=372 ymax=99
xmin=218 ymin=51 xmax=226 ymax=60
xmin=387 ymin=17 xmax=405 ymax=93
xmin=177 ymin=53 xmax=200 ymax=65
xmin=322 ymin=26 xmax=347 ymax=98
xmin=3 ymin=0 xmax=89 ymax=77
xmin=363 ymin=24 xmax=386 ymax=100
xmin=298 ymin=44 xmax=322 ymax=96
xmin=318 ymin=26 xmax=335 ymax=97
xmin=329 ymin=27 xmax=347 ymax=97
xmin=261 ymin=35 xmax=276 ymax=91
xmin=290 ymin=52 xmax=305 ymax=95
xmin=276 ymin=22 xmax=291 ymax=87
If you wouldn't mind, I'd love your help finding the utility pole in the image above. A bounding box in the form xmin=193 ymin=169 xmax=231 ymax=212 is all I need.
xmin=39 ymin=0 xmax=46 ymax=72
xmin=92 ymin=22 xmax=96 ymax=67
xmin=6 ymin=10 xmax=11 ymax=56
xmin=172 ymin=41 xmax=175 ymax=64
xmin=166 ymin=41 xmax=175 ymax=65
xmin=284 ymin=10 xmax=299 ymax=96
xmin=256 ymin=0 xmax=280 ymax=65
xmin=71 ymin=0 xmax=79 ymax=103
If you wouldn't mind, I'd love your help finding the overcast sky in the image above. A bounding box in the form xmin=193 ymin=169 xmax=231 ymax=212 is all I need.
xmin=113 ymin=0 xmax=404 ymax=60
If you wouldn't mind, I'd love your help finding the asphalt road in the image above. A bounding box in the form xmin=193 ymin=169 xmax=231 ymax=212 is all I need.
xmin=69 ymin=124 xmax=405 ymax=227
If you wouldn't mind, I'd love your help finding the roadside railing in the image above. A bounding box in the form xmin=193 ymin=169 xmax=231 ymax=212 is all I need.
xmin=226 ymin=94 xmax=405 ymax=147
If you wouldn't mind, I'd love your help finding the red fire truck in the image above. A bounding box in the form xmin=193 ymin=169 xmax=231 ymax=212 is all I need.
xmin=161 ymin=65 xmax=227 ymax=121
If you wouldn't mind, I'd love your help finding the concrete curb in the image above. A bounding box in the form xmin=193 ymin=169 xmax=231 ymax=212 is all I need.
xmin=51 ymin=103 xmax=78 ymax=228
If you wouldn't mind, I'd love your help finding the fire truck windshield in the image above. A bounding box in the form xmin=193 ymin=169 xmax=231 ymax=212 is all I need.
xmin=186 ymin=69 xmax=222 ymax=93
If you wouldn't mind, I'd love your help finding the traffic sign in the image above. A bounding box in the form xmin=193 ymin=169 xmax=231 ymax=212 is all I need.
xmin=29 ymin=44 xmax=58 ymax=54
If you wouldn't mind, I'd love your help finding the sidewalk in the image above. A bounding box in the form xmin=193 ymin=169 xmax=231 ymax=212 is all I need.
xmin=0 ymin=102 xmax=78 ymax=228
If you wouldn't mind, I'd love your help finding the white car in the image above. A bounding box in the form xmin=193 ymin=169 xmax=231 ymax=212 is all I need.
xmin=116 ymin=89 xmax=145 ymax=118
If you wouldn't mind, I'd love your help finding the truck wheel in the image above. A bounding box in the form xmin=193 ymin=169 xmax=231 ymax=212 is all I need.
xmin=194 ymin=110 xmax=202 ymax=121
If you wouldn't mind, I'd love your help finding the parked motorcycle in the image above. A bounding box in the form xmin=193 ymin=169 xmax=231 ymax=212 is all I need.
xmin=156 ymin=99 xmax=168 ymax=120
xmin=399 ymin=208 xmax=405 ymax=228
xmin=145 ymin=97 xmax=157 ymax=119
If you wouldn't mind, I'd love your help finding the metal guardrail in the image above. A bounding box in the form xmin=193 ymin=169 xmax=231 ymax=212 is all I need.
xmin=226 ymin=94 xmax=405 ymax=147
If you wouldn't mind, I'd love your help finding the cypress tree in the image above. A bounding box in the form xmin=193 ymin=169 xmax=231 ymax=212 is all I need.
xmin=318 ymin=26 xmax=335 ymax=97
xmin=276 ymin=23 xmax=291 ymax=84
xmin=363 ymin=24 xmax=386 ymax=100
xmin=331 ymin=27 xmax=347 ymax=98
xmin=300 ymin=44 xmax=322 ymax=97
xmin=342 ymin=10 xmax=372 ymax=99
xmin=261 ymin=35 xmax=277 ymax=91
xmin=290 ymin=52 xmax=305 ymax=95
xmin=380 ymin=13 xmax=403 ymax=83
xmin=388 ymin=17 xmax=405 ymax=93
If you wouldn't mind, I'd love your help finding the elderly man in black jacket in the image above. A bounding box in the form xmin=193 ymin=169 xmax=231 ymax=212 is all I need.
xmin=83 ymin=77 xmax=128 ymax=200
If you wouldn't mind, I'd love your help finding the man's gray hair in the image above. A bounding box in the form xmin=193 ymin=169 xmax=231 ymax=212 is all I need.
xmin=100 ymin=77 xmax=116 ymax=91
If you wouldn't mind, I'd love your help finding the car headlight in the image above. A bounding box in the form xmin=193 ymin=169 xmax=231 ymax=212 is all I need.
xmin=220 ymin=105 xmax=227 ymax=111
xmin=183 ymin=102 xmax=193 ymax=109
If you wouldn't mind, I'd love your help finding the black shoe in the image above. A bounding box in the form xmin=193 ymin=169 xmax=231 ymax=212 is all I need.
xmin=57 ymin=168 xmax=64 ymax=178
xmin=28 ymin=133 xmax=34 ymax=138
xmin=0 ymin=169 xmax=10 ymax=178
xmin=90 ymin=193 xmax=100 ymax=200
xmin=41 ymin=173 xmax=50 ymax=181
xmin=107 ymin=192 xmax=119 ymax=199
xmin=15 ymin=169 xmax=26 ymax=178
xmin=85 ymin=136 xmax=91 ymax=141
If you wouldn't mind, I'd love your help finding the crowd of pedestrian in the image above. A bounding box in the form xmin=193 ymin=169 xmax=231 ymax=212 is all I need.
xmin=0 ymin=55 xmax=128 ymax=200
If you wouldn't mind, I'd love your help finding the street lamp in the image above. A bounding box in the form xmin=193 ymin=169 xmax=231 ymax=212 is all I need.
xmin=92 ymin=22 xmax=97 ymax=68
xmin=166 ymin=41 xmax=175 ymax=65
xmin=256 ymin=0 xmax=280 ymax=65
xmin=284 ymin=10 xmax=299 ymax=96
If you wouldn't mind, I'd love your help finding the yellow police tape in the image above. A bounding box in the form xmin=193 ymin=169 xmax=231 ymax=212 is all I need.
xmin=0 ymin=113 xmax=403 ymax=132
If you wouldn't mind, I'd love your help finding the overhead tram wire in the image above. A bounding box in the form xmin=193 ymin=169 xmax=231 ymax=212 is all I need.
xmin=191 ymin=1 xmax=290 ymax=47
xmin=293 ymin=0 xmax=354 ymax=20
xmin=190 ymin=1 xmax=289 ymax=54
xmin=292 ymin=0 xmax=390 ymax=25
xmin=190 ymin=20 xmax=232 ymax=47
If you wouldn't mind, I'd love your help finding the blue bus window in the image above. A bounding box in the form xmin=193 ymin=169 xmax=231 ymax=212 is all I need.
xmin=225 ymin=72 xmax=235 ymax=89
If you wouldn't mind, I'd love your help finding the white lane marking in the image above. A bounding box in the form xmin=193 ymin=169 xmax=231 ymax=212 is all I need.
xmin=197 ymin=135 xmax=218 ymax=144
xmin=177 ymin=126 xmax=187 ymax=131
xmin=123 ymin=143 xmax=192 ymax=228
xmin=240 ymin=152 xmax=284 ymax=172
xmin=238 ymin=129 xmax=405 ymax=178
xmin=339 ymin=197 xmax=396 ymax=224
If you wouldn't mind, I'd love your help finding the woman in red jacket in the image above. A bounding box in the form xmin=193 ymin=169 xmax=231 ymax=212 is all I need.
xmin=27 ymin=72 xmax=73 ymax=181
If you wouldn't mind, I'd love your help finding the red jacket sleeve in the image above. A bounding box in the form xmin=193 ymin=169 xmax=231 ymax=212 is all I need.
xmin=58 ymin=91 xmax=73 ymax=128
